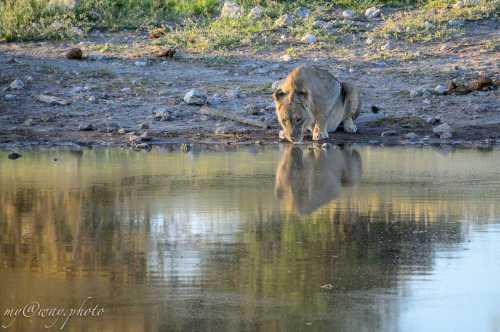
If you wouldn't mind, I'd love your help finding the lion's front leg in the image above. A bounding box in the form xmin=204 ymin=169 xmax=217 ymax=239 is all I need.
xmin=312 ymin=118 xmax=329 ymax=141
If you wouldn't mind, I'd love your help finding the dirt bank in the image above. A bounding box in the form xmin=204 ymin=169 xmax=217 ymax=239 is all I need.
xmin=0 ymin=18 xmax=498 ymax=150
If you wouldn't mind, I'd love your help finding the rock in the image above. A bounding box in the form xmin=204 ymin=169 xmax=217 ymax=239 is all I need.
xmin=184 ymin=89 xmax=207 ymax=105
xmin=157 ymin=47 xmax=176 ymax=58
xmin=280 ymin=53 xmax=292 ymax=62
xmin=272 ymin=79 xmax=284 ymax=91
xmin=381 ymin=130 xmax=397 ymax=137
xmin=7 ymin=152 xmax=22 ymax=160
xmin=320 ymin=283 xmax=334 ymax=290
xmin=427 ymin=116 xmax=442 ymax=125
xmin=4 ymin=94 xmax=16 ymax=101
xmin=78 ymin=123 xmax=94 ymax=131
xmin=118 ymin=128 xmax=127 ymax=134
xmin=87 ymin=95 xmax=97 ymax=103
xmin=248 ymin=6 xmax=264 ymax=19
xmin=409 ymin=87 xmax=431 ymax=98
xmin=66 ymin=47 xmax=83 ymax=60
xmin=153 ymin=110 xmax=172 ymax=121
xmin=404 ymin=132 xmax=419 ymax=140
xmin=139 ymin=122 xmax=149 ymax=130
xmin=140 ymin=131 xmax=151 ymax=141
xmin=424 ymin=21 xmax=435 ymax=30
xmin=220 ymin=1 xmax=242 ymax=19
xmin=36 ymin=94 xmax=71 ymax=105
xmin=207 ymin=94 xmax=222 ymax=105
xmin=302 ymin=34 xmax=317 ymax=44
xmin=434 ymin=84 xmax=447 ymax=95
xmin=312 ymin=20 xmax=327 ymax=29
xmin=23 ymin=118 xmax=34 ymax=126
xmin=342 ymin=10 xmax=354 ymax=19
xmin=9 ymin=79 xmax=24 ymax=90
xmin=275 ymin=14 xmax=293 ymax=28
xmin=366 ymin=37 xmax=374 ymax=45
xmin=25 ymin=75 xmax=33 ymax=83
xmin=321 ymin=143 xmax=332 ymax=150
xmin=134 ymin=60 xmax=148 ymax=67
xmin=134 ymin=143 xmax=151 ymax=151
xmin=294 ymin=7 xmax=311 ymax=18
xmin=381 ymin=40 xmax=394 ymax=50
xmin=365 ymin=7 xmax=381 ymax=20
xmin=433 ymin=123 xmax=452 ymax=139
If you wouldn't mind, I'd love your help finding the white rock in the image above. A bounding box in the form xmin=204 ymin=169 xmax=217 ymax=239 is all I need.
xmin=184 ymin=89 xmax=207 ymax=105
xmin=302 ymin=34 xmax=317 ymax=44
xmin=433 ymin=123 xmax=453 ymax=139
xmin=405 ymin=132 xmax=419 ymax=140
xmin=365 ymin=7 xmax=381 ymax=19
xmin=295 ymin=7 xmax=311 ymax=18
xmin=381 ymin=40 xmax=394 ymax=50
xmin=220 ymin=1 xmax=242 ymax=19
xmin=342 ymin=10 xmax=354 ymax=19
xmin=275 ymin=14 xmax=293 ymax=28
xmin=280 ymin=53 xmax=292 ymax=62
xmin=248 ymin=6 xmax=264 ymax=19
xmin=134 ymin=60 xmax=147 ymax=67
xmin=207 ymin=94 xmax=222 ymax=105
xmin=434 ymin=84 xmax=447 ymax=95
xmin=9 ymin=79 xmax=24 ymax=90
xmin=366 ymin=37 xmax=374 ymax=45
xmin=4 ymin=94 xmax=16 ymax=101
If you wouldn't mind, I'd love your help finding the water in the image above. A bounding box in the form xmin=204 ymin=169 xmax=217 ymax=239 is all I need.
xmin=1 ymin=146 xmax=500 ymax=332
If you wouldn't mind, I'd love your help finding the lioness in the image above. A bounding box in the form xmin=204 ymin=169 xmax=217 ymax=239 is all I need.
xmin=273 ymin=65 xmax=361 ymax=143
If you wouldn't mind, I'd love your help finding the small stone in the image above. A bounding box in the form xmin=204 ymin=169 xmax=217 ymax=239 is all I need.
xmin=207 ymin=94 xmax=222 ymax=105
xmin=118 ymin=128 xmax=127 ymax=134
xmin=424 ymin=21 xmax=435 ymax=30
xmin=153 ymin=110 xmax=172 ymax=121
xmin=134 ymin=60 xmax=147 ymax=67
xmin=220 ymin=1 xmax=242 ymax=19
xmin=381 ymin=130 xmax=397 ymax=137
xmin=433 ymin=123 xmax=452 ymax=139
xmin=365 ymin=7 xmax=381 ymax=20
xmin=8 ymin=152 xmax=22 ymax=160
xmin=366 ymin=37 xmax=374 ymax=45
xmin=275 ymin=14 xmax=293 ymax=28
xmin=404 ymin=132 xmax=419 ymax=140
xmin=320 ymin=283 xmax=334 ymax=290
xmin=87 ymin=95 xmax=97 ymax=103
xmin=184 ymin=89 xmax=207 ymax=105
xmin=248 ymin=6 xmax=264 ymax=19
xmin=139 ymin=122 xmax=149 ymax=130
xmin=25 ymin=75 xmax=33 ymax=83
xmin=23 ymin=118 xmax=34 ymax=126
xmin=280 ymin=54 xmax=292 ymax=62
xmin=312 ymin=20 xmax=327 ymax=29
xmin=381 ymin=40 xmax=394 ymax=50
xmin=4 ymin=94 xmax=16 ymax=101
xmin=302 ymin=34 xmax=317 ymax=44
xmin=78 ymin=123 xmax=94 ymax=131
xmin=66 ymin=47 xmax=83 ymax=60
xmin=342 ymin=10 xmax=354 ymax=19
xmin=134 ymin=143 xmax=151 ymax=151
xmin=295 ymin=7 xmax=311 ymax=18
xmin=9 ymin=79 xmax=24 ymax=90
xmin=434 ymin=84 xmax=447 ymax=95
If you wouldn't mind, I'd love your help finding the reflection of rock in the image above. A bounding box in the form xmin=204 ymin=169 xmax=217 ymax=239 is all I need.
xmin=274 ymin=145 xmax=362 ymax=215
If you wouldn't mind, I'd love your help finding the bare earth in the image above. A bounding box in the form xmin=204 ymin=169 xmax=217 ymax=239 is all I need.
xmin=0 ymin=17 xmax=499 ymax=149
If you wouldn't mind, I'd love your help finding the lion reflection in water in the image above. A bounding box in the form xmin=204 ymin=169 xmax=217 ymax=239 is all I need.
xmin=274 ymin=145 xmax=362 ymax=215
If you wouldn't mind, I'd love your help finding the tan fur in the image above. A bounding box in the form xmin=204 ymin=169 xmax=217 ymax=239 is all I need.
xmin=274 ymin=145 xmax=362 ymax=215
xmin=273 ymin=65 xmax=361 ymax=143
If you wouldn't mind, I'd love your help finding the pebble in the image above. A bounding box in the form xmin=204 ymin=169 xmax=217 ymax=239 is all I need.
xmin=302 ymin=34 xmax=317 ymax=44
xmin=4 ymin=94 xmax=16 ymax=101
xmin=78 ymin=123 xmax=95 ymax=131
xmin=381 ymin=130 xmax=398 ymax=137
xmin=9 ymin=79 xmax=24 ymax=90
xmin=220 ymin=1 xmax=242 ymax=19
xmin=274 ymin=14 xmax=293 ymax=28
xmin=294 ymin=7 xmax=311 ymax=18
xmin=342 ymin=10 xmax=354 ymax=19
xmin=248 ymin=6 xmax=264 ymax=19
xmin=365 ymin=7 xmax=381 ymax=19
xmin=433 ymin=123 xmax=453 ymax=139
xmin=434 ymin=84 xmax=447 ymax=95
xmin=184 ymin=89 xmax=207 ymax=105
xmin=404 ymin=132 xmax=419 ymax=140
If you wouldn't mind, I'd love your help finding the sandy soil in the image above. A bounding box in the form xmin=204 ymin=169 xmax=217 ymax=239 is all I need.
xmin=0 ymin=17 xmax=499 ymax=150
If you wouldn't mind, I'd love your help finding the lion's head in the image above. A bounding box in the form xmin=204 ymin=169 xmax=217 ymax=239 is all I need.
xmin=272 ymin=67 xmax=314 ymax=144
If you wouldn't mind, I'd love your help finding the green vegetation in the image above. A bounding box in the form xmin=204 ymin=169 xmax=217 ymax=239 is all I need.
xmin=0 ymin=0 xmax=498 ymax=49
